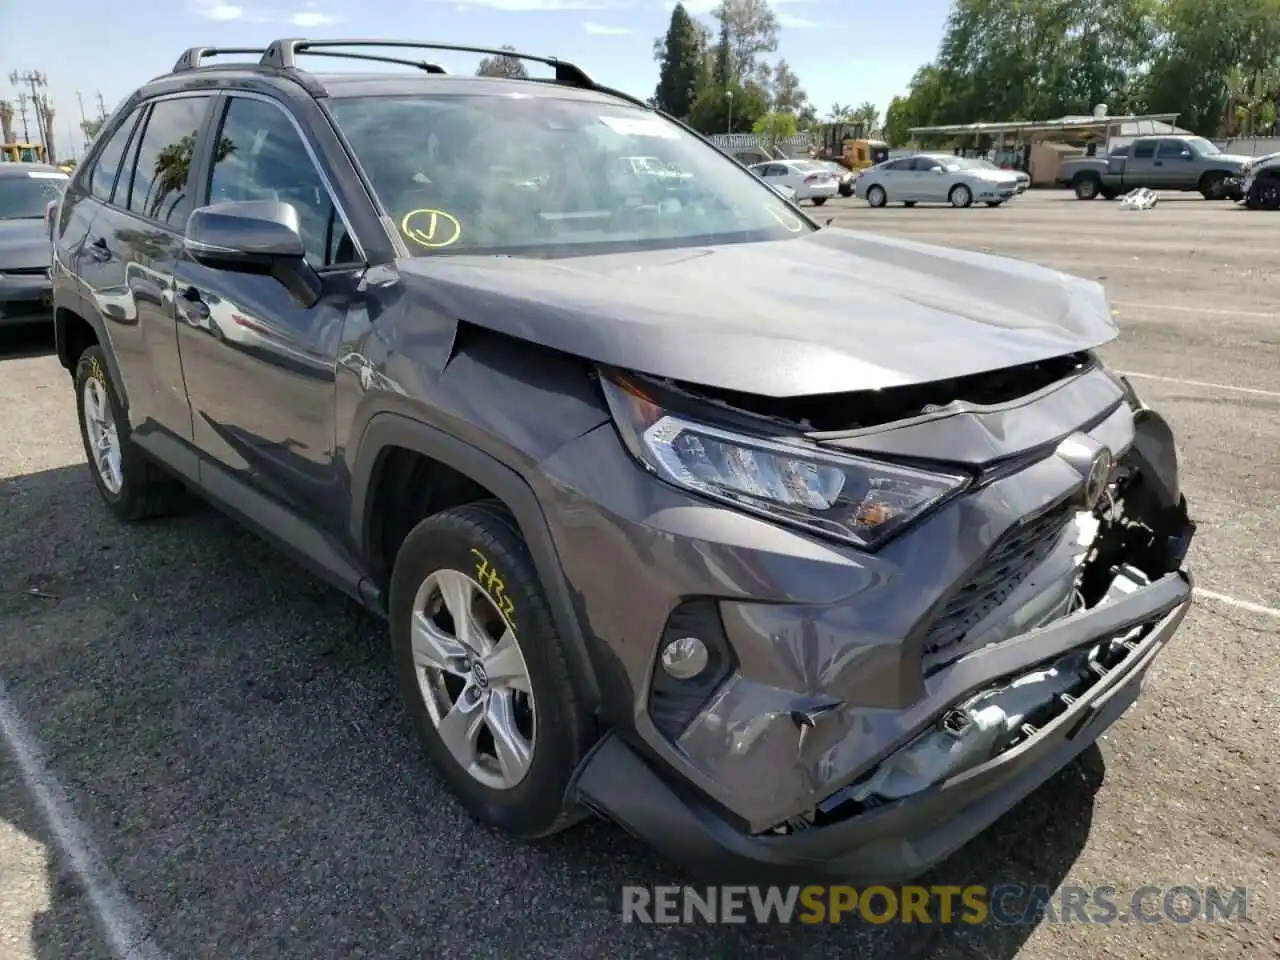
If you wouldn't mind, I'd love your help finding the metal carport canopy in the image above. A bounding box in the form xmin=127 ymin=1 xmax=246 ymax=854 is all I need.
xmin=908 ymin=114 xmax=1182 ymax=138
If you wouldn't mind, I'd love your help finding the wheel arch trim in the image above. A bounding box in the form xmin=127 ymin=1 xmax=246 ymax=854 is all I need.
xmin=349 ymin=412 xmax=602 ymax=713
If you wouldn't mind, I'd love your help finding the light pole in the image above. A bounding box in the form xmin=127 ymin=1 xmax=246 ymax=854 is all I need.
xmin=726 ymin=89 xmax=734 ymax=134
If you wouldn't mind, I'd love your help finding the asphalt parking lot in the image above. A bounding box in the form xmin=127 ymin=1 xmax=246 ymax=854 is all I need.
xmin=1 ymin=190 xmax=1276 ymax=960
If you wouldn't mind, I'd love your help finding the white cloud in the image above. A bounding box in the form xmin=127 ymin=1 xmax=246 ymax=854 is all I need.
xmin=191 ymin=0 xmax=244 ymax=20
xmin=288 ymin=10 xmax=340 ymax=24
xmin=583 ymin=20 xmax=632 ymax=34
xmin=440 ymin=0 xmax=618 ymax=10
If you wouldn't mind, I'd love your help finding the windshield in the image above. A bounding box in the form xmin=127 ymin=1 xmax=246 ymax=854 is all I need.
xmin=328 ymin=95 xmax=813 ymax=257
xmin=1186 ymin=137 xmax=1220 ymax=155
xmin=0 ymin=172 xmax=67 ymax=220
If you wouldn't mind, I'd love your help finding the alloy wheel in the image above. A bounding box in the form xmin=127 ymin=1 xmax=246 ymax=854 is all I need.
xmin=82 ymin=375 xmax=123 ymax=494
xmin=410 ymin=568 xmax=536 ymax=790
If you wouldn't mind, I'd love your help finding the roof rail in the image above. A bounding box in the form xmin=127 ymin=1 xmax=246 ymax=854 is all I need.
xmin=173 ymin=47 xmax=266 ymax=72
xmin=303 ymin=50 xmax=447 ymax=74
xmin=260 ymin=38 xmax=595 ymax=89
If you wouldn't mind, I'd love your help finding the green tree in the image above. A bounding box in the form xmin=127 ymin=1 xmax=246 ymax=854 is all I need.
xmin=476 ymin=46 xmax=530 ymax=79
xmin=751 ymin=110 xmax=797 ymax=149
xmin=851 ymin=100 xmax=880 ymax=133
xmin=769 ymin=59 xmax=807 ymax=114
xmin=713 ymin=0 xmax=779 ymax=87
xmin=654 ymin=3 xmax=704 ymax=119
xmin=688 ymin=80 xmax=767 ymax=134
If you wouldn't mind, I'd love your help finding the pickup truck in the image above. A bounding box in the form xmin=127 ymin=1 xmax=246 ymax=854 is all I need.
xmin=1058 ymin=136 xmax=1251 ymax=201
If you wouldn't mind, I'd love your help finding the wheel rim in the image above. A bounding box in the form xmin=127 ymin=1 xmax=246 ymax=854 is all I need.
xmin=1259 ymin=183 xmax=1280 ymax=209
xmin=411 ymin=568 xmax=535 ymax=790
xmin=82 ymin=375 xmax=123 ymax=494
xmin=869 ymin=187 xmax=884 ymax=206
xmin=1206 ymin=177 xmax=1225 ymax=199
xmin=1079 ymin=180 xmax=1096 ymax=199
xmin=953 ymin=186 xmax=970 ymax=207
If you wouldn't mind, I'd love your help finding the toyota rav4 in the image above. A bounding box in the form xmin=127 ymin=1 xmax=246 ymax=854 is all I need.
xmin=50 ymin=39 xmax=1196 ymax=882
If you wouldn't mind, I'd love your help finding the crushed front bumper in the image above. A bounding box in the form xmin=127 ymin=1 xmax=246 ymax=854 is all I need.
xmin=0 ymin=270 xmax=54 ymax=327
xmin=570 ymin=564 xmax=1193 ymax=883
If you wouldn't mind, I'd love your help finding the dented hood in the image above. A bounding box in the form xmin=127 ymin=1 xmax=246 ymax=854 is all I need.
xmin=396 ymin=226 xmax=1118 ymax=398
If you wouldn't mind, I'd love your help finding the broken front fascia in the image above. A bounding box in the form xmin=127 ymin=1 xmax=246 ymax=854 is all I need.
xmin=827 ymin=565 xmax=1151 ymax=814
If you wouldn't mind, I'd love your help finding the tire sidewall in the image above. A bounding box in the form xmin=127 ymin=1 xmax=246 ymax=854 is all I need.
xmin=74 ymin=347 xmax=133 ymax=511
xmin=388 ymin=508 xmax=584 ymax=837
xmin=1075 ymin=177 xmax=1098 ymax=200
xmin=867 ymin=185 xmax=886 ymax=207
xmin=951 ymin=184 xmax=972 ymax=207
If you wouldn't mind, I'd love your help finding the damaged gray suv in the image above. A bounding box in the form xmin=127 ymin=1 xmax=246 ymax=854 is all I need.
xmin=52 ymin=39 xmax=1196 ymax=882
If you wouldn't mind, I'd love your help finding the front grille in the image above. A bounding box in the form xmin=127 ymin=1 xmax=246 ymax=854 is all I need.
xmin=921 ymin=499 xmax=1077 ymax=671
xmin=0 ymin=299 xmax=51 ymax=319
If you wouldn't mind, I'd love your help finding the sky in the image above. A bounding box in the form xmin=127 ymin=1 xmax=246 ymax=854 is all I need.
xmin=0 ymin=0 xmax=952 ymax=163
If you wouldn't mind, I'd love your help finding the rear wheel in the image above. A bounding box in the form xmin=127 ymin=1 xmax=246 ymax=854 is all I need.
xmin=949 ymin=183 xmax=973 ymax=208
xmin=1073 ymin=175 xmax=1100 ymax=200
xmin=866 ymin=185 xmax=887 ymax=208
xmin=74 ymin=346 xmax=187 ymax=521
xmin=811 ymin=197 xmax=827 ymax=207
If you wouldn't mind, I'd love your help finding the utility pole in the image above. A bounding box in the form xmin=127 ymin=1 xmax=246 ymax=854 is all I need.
xmin=9 ymin=71 xmax=50 ymax=158
xmin=15 ymin=91 xmax=30 ymax=142
xmin=95 ymin=91 xmax=108 ymax=122
xmin=76 ymin=89 xmax=89 ymax=146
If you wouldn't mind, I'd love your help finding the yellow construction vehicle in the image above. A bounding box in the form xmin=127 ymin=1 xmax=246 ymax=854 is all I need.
xmin=816 ymin=123 xmax=890 ymax=172
xmin=1 ymin=142 xmax=47 ymax=163
xmin=842 ymin=138 xmax=890 ymax=172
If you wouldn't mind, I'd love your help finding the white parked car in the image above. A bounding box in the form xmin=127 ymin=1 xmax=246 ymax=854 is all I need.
xmin=854 ymin=153 xmax=1023 ymax=208
xmin=747 ymin=159 xmax=840 ymax=206
xmin=1240 ymin=152 xmax=1280 ymax=209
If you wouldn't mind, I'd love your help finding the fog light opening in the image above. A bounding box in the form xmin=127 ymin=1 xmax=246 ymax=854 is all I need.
xmin=660 ymin=636 xmax=709 ymax=680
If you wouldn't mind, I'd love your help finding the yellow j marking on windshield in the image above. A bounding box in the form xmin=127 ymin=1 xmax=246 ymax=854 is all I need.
xmin=401 ymin=208 xmax=462 ymax=248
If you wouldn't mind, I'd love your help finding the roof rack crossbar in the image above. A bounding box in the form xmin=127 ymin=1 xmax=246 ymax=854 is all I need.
xmin=260 ymin=38 xmax=594 ymax=89
xmin=302 ymin=50 xmax=447 ymax=74
xmin=173 ymin=47 xmax=267 ymax=72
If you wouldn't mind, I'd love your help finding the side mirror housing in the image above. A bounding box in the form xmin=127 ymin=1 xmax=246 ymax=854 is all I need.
xmin=184 ymin=200 xmax=321 ymax=308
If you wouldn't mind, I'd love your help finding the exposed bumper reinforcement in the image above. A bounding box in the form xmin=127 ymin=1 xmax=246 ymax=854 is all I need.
xmin=569 ymin=570 xmax=1192 ymax=884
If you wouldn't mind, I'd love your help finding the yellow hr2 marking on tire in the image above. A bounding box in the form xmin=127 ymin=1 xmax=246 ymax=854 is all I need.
xmin=471 ymin=548 xmax=516 ymax=624
xmin=401 ymin=208 xmax=462 ymax=249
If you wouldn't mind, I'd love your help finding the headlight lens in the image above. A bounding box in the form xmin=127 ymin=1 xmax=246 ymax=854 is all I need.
xmin=601 ymin=372 xmax=969 ymax=549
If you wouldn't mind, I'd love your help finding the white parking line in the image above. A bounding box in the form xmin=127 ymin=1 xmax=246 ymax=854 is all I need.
xmin=1112 ymin=301 xmax=1278 ymax=319
xmin=1115 ymin=370 xmax=1280 ymax=399
xmin=1196 ymin=589 xmax=1280 ymax=619
xmin=0 ymin=679 xmax=168 ymax=960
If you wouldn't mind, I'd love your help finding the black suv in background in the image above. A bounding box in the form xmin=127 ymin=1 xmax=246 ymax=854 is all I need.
xmin=50 ymin=40 xmax=1195 ymax=883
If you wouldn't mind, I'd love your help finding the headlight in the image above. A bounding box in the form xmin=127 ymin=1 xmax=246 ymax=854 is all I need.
xmin=600 ymin=371 xmax=969 ymax=550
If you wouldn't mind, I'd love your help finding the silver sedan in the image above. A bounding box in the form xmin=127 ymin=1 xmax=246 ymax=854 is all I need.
xmin=854 ymin=154 xmax=1022 ymax=209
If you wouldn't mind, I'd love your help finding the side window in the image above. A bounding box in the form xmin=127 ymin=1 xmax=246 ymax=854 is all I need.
xmin=1132 ymin=140 xmax=1156 ymax=159
xmin=89 ymin=109 xmax=143 ymax=203
xmin=1156 ymin=139 xmax=1190 ymax=160
xmin=123 ymin=96 xmax=213 ymax=227
xmin=208 ymin=97 xmax=355 ymax=269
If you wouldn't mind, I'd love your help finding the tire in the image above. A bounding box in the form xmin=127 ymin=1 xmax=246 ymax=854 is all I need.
xmin=1100 ymin=188 xmax=1119 ymax=201
xmin=949 ymin=183 xmax=973 ymax=208
xmin=866 ymin=185 xmax=886 ymax=208
xmin=74 ymin=345 xmax=187 ymax=522
xmin=388 ymin=499 xmax=592 ymax=839
xmin=903 ymin=201 xmax=917 ymax=208
xmin=1199 ymin=171 xmax=1229 ymax=200
xmin=839 ymin=183 xmax=853 ymax=197
xmin=1073 ymin=176 xmax=1100 ymax=200
xmin=1246 ymin=177 xmax=1280 ymax=210
xmin=811 ymin=197 xmax=827 ymax=207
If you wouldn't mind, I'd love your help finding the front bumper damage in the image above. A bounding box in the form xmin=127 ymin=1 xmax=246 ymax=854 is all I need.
xmin=0 ymin=269 xmax=54 ymax=327
xmin=566 ymin=388 xmax=1196 ymax=883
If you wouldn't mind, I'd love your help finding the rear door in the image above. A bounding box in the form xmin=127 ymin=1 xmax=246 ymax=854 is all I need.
xmin=1125 ymin=139 xmax=1159 ymax=185
xmin=71 ymin=93 xmax=217 ymax=446
xmin=1153 ymin=138 xmax=1195 ymax=188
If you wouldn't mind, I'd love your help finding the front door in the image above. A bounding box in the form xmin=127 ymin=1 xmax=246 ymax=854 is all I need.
xmin=173 ymin=93 xmax=367 ymax=525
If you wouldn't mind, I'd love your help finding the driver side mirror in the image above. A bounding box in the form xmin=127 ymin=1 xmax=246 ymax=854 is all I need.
xmin=184 ymin=200 xmax=322 ymax=308
xmin=933 ymin=166 xmax=944 ymax=174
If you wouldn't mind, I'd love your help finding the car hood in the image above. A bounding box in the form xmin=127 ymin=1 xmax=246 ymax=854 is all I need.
xmin=396 ymin=227 xmax=1118 ymax=398
xmin=0 ymin=219 xmax=51 ymax=271
xmin=1213 ymin=153 xmax=1253 ymax=168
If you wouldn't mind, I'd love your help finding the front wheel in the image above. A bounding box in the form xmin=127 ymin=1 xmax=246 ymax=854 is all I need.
xmin=389 ymin=500 xmax=592 ymax=839
xmin=1245 ymin=178 xmax=1280 ymax=210
xmin=866 ymin=185 xmax=887 ymax=208
xmin=949 ymin=183 xmax=973 ymax=208
xmin=1074 ymin=176 xmax=1100 ymax=200
xmin=811 ymin=197 xmax=827 ymax=207
xmin=1199 ymin=172 xmax=1229 ymax=200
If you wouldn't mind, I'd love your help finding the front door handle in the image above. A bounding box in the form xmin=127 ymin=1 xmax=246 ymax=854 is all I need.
xmin=178 ymin=285 xmax=210 ymax=324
